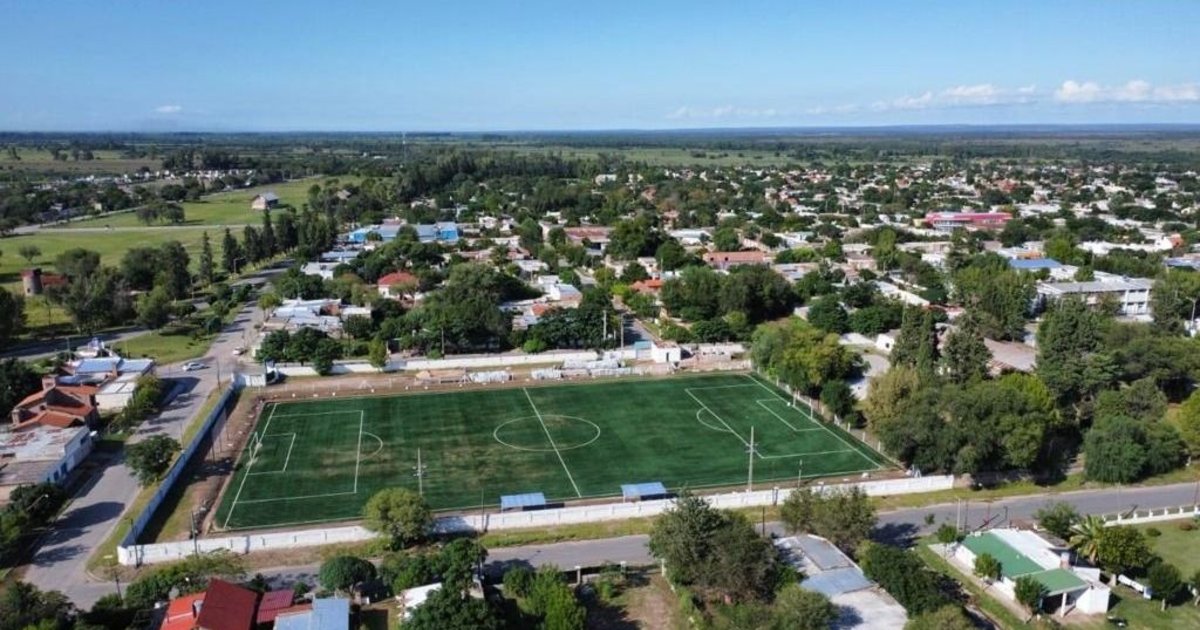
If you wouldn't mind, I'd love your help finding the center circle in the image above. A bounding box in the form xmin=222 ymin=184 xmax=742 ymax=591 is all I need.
xmin=493 ymin=415 xmax=602 ymax=452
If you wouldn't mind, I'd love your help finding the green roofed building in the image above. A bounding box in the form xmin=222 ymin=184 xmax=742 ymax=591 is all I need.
xmin=953 ymin=529 xmax=1110 ymax=617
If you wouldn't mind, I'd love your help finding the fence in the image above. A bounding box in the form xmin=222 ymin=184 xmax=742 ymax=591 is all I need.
xmin=117 ymin=474 xmax=954 ymax=565
xmin=117 ymin=384 xmax=241 ymax=566
xmin=1100 ymin=504 xmax=1199 ymax=526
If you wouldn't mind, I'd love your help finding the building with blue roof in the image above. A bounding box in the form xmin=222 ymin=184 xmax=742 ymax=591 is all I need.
xmin=274 ymin=598 xmax=350 ymax=630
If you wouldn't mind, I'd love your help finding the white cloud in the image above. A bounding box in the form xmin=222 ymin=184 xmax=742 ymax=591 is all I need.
xmin=1054 ymin=79 xmax=1200 ymax=103
xmin=154 ymin=104 xmax=183 ymax=114
xmin=666 ymin=105 xmax=778 ymax=120
xmin=875 ymin=83 xmax=1036 ymax=111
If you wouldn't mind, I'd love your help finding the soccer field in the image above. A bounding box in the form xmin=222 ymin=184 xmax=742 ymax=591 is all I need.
xmin=213 ymin=372 xmax=889 ymax=530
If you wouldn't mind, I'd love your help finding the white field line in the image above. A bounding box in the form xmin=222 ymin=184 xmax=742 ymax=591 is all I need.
xmin=222 ymin=403 xmax=278 ymax=528
xmin=744 ymin=374 xmax=882 ymax=469
xmin=523 ymin=388 xmax=582 ymax=498
xmin=685 ymin=383 xmax=760 ymax=391
xmin=247 ymin=432 xmax=297 ymax=475
xmin=232 ymin=490 xmax=358 ymax=505
xmin=685 ymin=388 xmax=750 ymax=448
xmin=266 ymin=410 xmax=364 ymax=419
xmin=757 ymin=448 xmax=857 ymax=460
xmin=353 ymin=410 xmax=364 ymax=494
xmin=755 ymin=399 xmax=806 ymax=432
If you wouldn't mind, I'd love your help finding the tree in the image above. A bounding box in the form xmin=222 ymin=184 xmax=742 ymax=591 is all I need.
xmin=858 ymin=542 xmax=948 ymax=614
xmin=0 ymin=581 xmax=75 ymax=630
xmin=368 ymin=336 xmax=389 ymax=371
xmin=311 ymin=338 xmax=342 ymax=376
xmin=712 ymin=226 xmax=740 ymax=252
xmin=125 ymin=435 xmax=180 ymax=486
xmin=1147 ymin=561 xmax=1184 ymax=610
xmin=54 ymin=248 xmax=101 ymax=279
xmin=362 ymin=488 xmax=431 ymax=549
xmin=221 ymin=227 xmax=242 ymax=275
xmin=0 ymin=288 xmax=25 ymax=345
xmin=819 ymin=379 xmax=856 ymax=423
xmin=806 ymin=296 xmax=848 ymax=334
xmin=648 ymin=491 xmax=725 ymax=587
xmin=1013 ymin=576 xmax=1046 ymax=621
xmin=0 ymin=358 xmax=40 ymax=425
xmin=1034 ymin=502 xmax=1079 ymax=540
xmin=890 ymin=306 xmax=938 ymax=375
xmin=261 ymin=209 xmax=276 ymax=257
xmin=524 ymin=567 xmax=586 ymax=630
xmin=941 ymin=318 xmax=989 ymax=384
xmin=439 ymin=538 xmax=487 ymax=593
xmin=404 ymin=584 xmax=501 ymax=630
xmin=1095 ymin=526 xmax=1150 ymax=576
xmin=135 ymin=286 xmax=173 ymax=330
xmin=935 ymin=523 xmax=960 ymax=547
xmin=772 ymin=584 xmax=836 ymax=630
xmin=156 ymin=241 xmax=192 ymax=300
xmin=1037 ymin=297 xmax=1111 ymax=415
xmin=318 ymin=555 xmax=376 ymax=593
xmin=779 ymin=487 xmax=876 ymax=553
xmin=17 ymin=245 xmax=41 ymax=264
xmin=198 ymin=232 xmax=214 ymax=286
xmin=752 ymin=318 xmax=860 ymax=395
xmin=1174 ymin=387 xmax=1200 ymax=458
xmin=973 ymin=553 xmax=1002 ymax=582
xmin=1068 ymin=515 xmax=1105 ymax=565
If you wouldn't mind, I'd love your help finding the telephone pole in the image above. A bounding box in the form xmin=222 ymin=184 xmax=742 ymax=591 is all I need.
xmin=414 ymin=448 xmax=427 ymax=496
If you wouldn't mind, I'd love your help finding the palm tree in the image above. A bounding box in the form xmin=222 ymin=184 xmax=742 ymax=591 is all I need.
xmin=1069 ymin=515 xmax=1105 ymax=565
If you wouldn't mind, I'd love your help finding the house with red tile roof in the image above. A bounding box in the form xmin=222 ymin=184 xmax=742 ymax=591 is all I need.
xmin=159 ymin=579 xmax=259 ymax=630
xmin=377 ymin=270 xmax=419 ymax=300
xmin=9 ymin=375 xmax=98 ymax=430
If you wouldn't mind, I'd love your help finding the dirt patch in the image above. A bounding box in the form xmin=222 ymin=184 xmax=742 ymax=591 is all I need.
xmin=585 ymin=572 xmax=682 ymax=630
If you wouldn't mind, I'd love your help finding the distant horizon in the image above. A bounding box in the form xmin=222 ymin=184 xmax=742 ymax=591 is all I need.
xmin=2 ymin=2 xmax=1197 ymax=132
xmin=5 ymin=121 xmax=1200 ymax=137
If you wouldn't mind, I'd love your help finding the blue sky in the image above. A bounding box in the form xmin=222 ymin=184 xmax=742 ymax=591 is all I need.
xmin=1 ymin=0 xmax=1198 ymax=131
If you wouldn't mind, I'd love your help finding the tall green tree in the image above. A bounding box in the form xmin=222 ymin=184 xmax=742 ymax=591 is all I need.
xmin=125 ymin=435 xmax=180 ymax=486
xmin=261 ymin=209 xmax=276 ymax=257
xmin=198 ymin=231 xmax=214 ymax=286
xmin=221 ymin=227 xmax=241 ymax=274
xmin=890 ymin=306 xmax=938 ymax=375
xmin=1013 ymin=576 xmax=1046 ymax=621
xmin=362 ymin=488 xmax=431 ymax=550
xmin=941 ymin=317 xmax=990 ymax=384
xmin=0 ymin=288 xmax=25 ymax=346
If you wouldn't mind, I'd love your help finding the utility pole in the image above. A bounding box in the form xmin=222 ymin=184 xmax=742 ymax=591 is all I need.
xmin=797 ymin=458 xmax=804 ymax=487
xmin=746 ymin=426 xmax=755 ymax=491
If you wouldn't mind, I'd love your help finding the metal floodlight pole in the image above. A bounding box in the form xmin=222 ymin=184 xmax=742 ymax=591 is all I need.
xmin=414 ymin=448 xmax=427 ymax=496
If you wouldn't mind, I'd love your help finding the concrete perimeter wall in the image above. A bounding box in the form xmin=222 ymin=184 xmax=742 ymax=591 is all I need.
xmin=117 ymin=385 xmax=240 ymax=566
xmin=273 ymin=350 xmax=606 ymax=377
xmin=1101 ymin=504 xmax=1200 ymax=526
xmin=118 ymin=474 xmax=953 ymax=566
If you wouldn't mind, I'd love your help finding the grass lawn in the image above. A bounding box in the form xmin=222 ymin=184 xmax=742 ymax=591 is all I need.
xmin=53 ymin=176 xmax=357 ymax=229
xmin=0 ymin=228 xmax=213 ymax=289
xmin=0 ymin=147 xmax=160 ymax=175
xmin=213 ymin=372 xmax=889 ymax=530
xmin=115 ymin=327 xmax=216 ymax=365
xmin=1136 ymin=519 xmax=1200 ymax=577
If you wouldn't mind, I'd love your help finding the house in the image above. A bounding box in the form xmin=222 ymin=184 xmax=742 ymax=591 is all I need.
xmin=0 ymin=423 xmax=94 ymax=498
xmin=300 ymin=262 xmax=339 ymax=281
xmin=20 ymin=268 xmax=67 ymax=296
xmin=703 ymin=250 xmax=768 ymax=270
xmin=562 ymin=226 xmax=612 ymax=252
xmin=1008 ymin=258 xmax=1076 ymax=281
xmin=158 ymin=579 xmax=259 ymax=630
xmin=251 ymin=192 xmax=279 ymax=210
xmin=1036 ymin=276 xmax=1152 ymax=318
xmin=952 ymin=529 xmax=1110 ymax=617
xmin=255 ymin=590 xmax=299 ymax=627
xmin=923 ymin=211 xmax=1012 ymax=231
xmin=10 ymin=376 xmax=99 ymax=429
xmin=630 ymin=278 xmax=664 ymax=295
xmin=274 ymin=598 xmax=350 ymax=630
xmin=776 ymin=535 xmax=907 ymax=629
xmin=415 ymin=222 xmax=459 ymax=244
xmin=378 ymin=270 xmax=419 ymax=300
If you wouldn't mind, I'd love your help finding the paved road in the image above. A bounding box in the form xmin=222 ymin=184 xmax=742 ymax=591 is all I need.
xmin=20 ymin=285 xmax=272 ymax=608
xmin=1 ymin=327 xmax=148 ymax=361
xmin=248 ymin=480 xmax=1200 ymax=592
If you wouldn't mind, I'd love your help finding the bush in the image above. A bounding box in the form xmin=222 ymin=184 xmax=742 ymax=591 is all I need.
xmin=318 ymin=555 xmax=376 ymax=593
xmin=503 ymin=565 xmax=534 ymax=598
xmin=1178 ymin=520 xmax=1195 ymax=532
xmin=1146 ymin=527 xmax=1162 ymax=538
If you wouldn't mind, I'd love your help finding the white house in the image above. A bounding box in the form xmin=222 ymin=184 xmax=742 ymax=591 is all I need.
xmin=952 ymin=529 xmax=1110 ymax=617
xmin=1036 ymin=275 xmax=1152 ymax=318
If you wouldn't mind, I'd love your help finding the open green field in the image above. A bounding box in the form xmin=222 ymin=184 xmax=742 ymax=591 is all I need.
xmin=213 ymin=372 xmax=888 ymax=530
xmin=49 ymin=177 xmax=355 ymax=229
xmin=0 ymin=228 xmax=213 ymax=288
xmin=0 ymin=147 xmax=160 ymax=175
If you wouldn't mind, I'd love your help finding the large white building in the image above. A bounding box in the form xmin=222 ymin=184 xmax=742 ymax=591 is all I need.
xmin=1036 ymin=275 xmax=1152 ymax=318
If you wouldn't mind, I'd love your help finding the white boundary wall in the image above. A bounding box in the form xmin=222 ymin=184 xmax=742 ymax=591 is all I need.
xmin=118 ymin=474 xmax=952 ymax=566
xmin=1101 ymin=504 xmax=1199 ymax=526
xmin=272 ymin=350 xmax=604 ymax=377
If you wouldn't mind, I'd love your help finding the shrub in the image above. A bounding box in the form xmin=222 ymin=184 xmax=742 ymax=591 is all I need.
xmin=1177 ymin=520 xmax=1195 ymax=532
xmin=502 ymin=565 xmax=534 ymax=598
xmin=1146 ymin=527 xmax=1161 ymax=538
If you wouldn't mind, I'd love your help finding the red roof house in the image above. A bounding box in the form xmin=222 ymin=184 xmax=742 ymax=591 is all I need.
xmin=377 ymin=271 xmax=419 ymax=299
xmin=703 ymin=251 xmax=767 ymax=270
xmin=159 ymin=579 xmax=259 ymax=630
xmin=10 ymin=376 xmax=98 ymax=429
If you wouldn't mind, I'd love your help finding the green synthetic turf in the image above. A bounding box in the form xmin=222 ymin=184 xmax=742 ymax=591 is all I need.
xmin=213 ymin=372 xmax=889 ymax=530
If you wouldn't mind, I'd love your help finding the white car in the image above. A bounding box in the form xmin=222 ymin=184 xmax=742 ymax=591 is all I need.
xmin=232 ymin=347 xmax=246 ymax=356
xmin=182 ymin=362 xmax=207 ymax=371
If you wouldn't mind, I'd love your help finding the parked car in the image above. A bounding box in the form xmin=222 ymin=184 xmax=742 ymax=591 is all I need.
xmin=182 ymin=361 xmax=207 ymax=371
xmin=232 ymin=347 xmax=246 ymax=356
